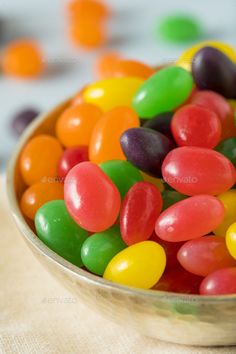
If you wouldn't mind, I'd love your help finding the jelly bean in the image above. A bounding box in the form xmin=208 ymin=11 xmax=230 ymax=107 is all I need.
xmin=176 ymin=41 xmax=236 ymax=71
xmin=99 ymin=160 xmax=143 ymax=199
xmin=153 ymin=268 xmax=202 ymax=294
xmin=83 ymin=77 xmax=144 ymax=111
xmin=132 ymin=66 xmax=193 ymax=119
xmin=81 ymin=225 xmax=126 ymax=275
xmin=58 ymin=146 xmax=88 ymax=181
xmin=215 ymin=138 xmax=236 ymax=168
xmin=35 ymin=200 xmax=88 ymax=267
xmin=20 ymin=181 xmax=64 ymax=220
xmin=156 ymin=15 xmax=202 ymax=43
xmin=111 ymin=59 xmax=155 ymax=80
xmin=69 ymin=20 xmax=106 ymax=48
xmin=2 ymin=40 xmax=44 ymax=78
xmin=89 ymin=107 xmax=139 ymax=164
xmin=162 ymin=147 xmax=236 ymax=195
xmin=67 ymin=0 xmax=110 ymax=20
xmin=150 ymin=232 xmax=183 ymax=269
xmin=161 ymin=190 xmax=187 ymax=210
xmin=71 ymin=85 xmax=88 ymax=106
xmin=142 ymin=112 xmax=174 ymax=140
xmin=214 ymin=190 xmax=236 ymax=236
xmin=103 ymin=241 xmax=166 ymax=289
xmin=64 ymin=162 xmax=121 ymax=232
xmin=178 ymin=236 xmax=236 ymax=277
xmin=20 ymin=135 xmax=63 ymax=186
xmin=11 ymin=108 xmax=40 ymax=136
xmin=96 ymin=52 xmax=120 ymax=78
xmin=120 ymin=127 xmax=174 ymax=177
xmin=56 ymin=103 xmax=103 ymax=147
xmin=171 ymin=104 xmax=221 ymax=148
xmin=141 ymin=172 xmax=164 ymax=192
xmin=226 ymin=222 xmax=236 ymax=260
xmin=192 ymin=47 xmax=236 ymax=99
xmin=200 ymin=267 xmax=236 ymax=295
xmin=155 ymin=195 xmax=225 ymax=242
xmin=120 ymin=182 xmax=162 ymax=245
xmin=190 ymin=90 xmax=236 ymax=139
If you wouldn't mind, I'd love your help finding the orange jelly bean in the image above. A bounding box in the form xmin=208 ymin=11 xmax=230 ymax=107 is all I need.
xmin=89 ymin=107 xmax=140 ymax=163
xmin=96 ymin=52 xmax=121 ymax=78
xmin=20 ymin=135 xmax=63 ymax=186
xmin=112 ymin=59 xmax=155 ymax=79
xmin=56 ymin=103 xmax=103 ymax=147
xmin=67 ymin=0 xmax=110 ymax=20
xmin=69 ymin=20 xmax=106 ymax=48
xmin=20 ymin=181 xmax=64 ymax=220
xmin=2 ymin=40 xmax=44 ymax=79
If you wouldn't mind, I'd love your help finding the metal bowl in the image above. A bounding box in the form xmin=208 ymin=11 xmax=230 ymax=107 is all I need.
xmin=7 ymin=99 xmax=236 ymax=346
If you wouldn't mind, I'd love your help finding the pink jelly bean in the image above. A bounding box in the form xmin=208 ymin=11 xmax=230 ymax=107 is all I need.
xmin=200 ymin=267 xmax=236 ymax=295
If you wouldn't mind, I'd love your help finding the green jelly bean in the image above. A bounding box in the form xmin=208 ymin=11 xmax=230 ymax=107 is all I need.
xmin=35 ymin=200 xmax=88 ymax=267
xmin=156 ymin=15 xmax=202 ymax=43
xmin=132 ymin=66 xmax=193 ymax=119
xmin=99 ymin=160 xmax=143 ymax=198
xmin=81 ymin=225 xmax=126 ymax=276
xmin=215 ymin=137 xmax=236 ymax=167
xmin=162 ymin=190 xmax=187 ymax=210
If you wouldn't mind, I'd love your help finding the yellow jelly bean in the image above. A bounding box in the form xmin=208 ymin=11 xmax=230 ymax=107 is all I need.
xmin=226 ymin=222 xmax=236 ymax=260
xmin=103 ymin=241 xmax=166 ymax=289
xmin=141 ymin=172 xmax=165 ymax=192
xmin=176 ymin=41 xmax=236 ymax=71
xmin=83 ymin=77 xmax=143 ymax=111
xmin=214 ymin=190 xmax=236 ymax=236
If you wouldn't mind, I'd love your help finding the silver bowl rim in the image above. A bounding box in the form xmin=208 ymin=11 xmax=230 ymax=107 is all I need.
xmin=6 ymin=98 xmax=236 ymax=304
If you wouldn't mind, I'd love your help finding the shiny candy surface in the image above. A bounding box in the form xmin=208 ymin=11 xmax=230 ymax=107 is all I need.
xmin=120 ymin=182 xmax=163 ymax=245
xmin=132 ymin=66 xmax=193 ymax=119
xmin=35 ymin=200 xmax=88 ymax=267
xmin=214 ymin=190 xmax=236 ymax=236
xmin=176 ymin=40 xmax=236 ymax=71
xmin=89 ymin=107 xmax=139 ymax=164
xmin=64 ymin=162 xmax=121 ymax=232
xmin=192 ymin=47 xmax=236 ymax=99
xmin=120 ymin=127 xmax=174 ymax=177
xmin=162 ymin=147 xmax=236 ymax=196
xmin=81 ymin=225 xmax=126 ymax=276
xmin=178 ymin=236 xmax=236 ymax=277
xmin=96 ymin=52 xmax=120 ymax=78
xmin=56 ymin=103 xmax=103 ymax=147
xmin=83 ymin=77 xmax=144 ymax=111
xmin=172 ymin=104 xmax=221 ymax=148
xmin=226 ymin=222 xmax=236 ymax=260
xmin=111 ymin=59 xmax=155 ymax=79
xmin=103 ymin=241 xmax=166 ymax=289
xmin=21 ymin=181 xmax=64 ymax=220
xmin=155 ymin=195 xmax=225 ymax=242
xmin=200 ymin=267 xmax=236 ymax=295
xmin=58 ymin=146 xmax=88 ymax=181
xmin=20 ymin=135 xmax=63 ymax=186
xmin=99 ymin=160 xmax=143 ymax=199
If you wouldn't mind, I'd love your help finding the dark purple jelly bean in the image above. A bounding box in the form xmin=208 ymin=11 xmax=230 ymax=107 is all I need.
xmin=142 ymin=112 xmax=174 ymax=140
xmin=11 ymin=108 xmax=40 ymax=136
xmin=120 ymin=127 xmax=175 ymax=177
xmin=192 ymin=46 xmax=236 ymax=99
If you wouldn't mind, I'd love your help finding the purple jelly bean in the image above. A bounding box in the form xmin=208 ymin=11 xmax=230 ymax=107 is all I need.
xmin=142 ymin=112 xmax=174 ymax=140
xmin=192 ymin=46 xmax=236 ymax=99
xmin=120 ymin=127 xmax=175 ymax=177
xmin=11 ymin=108 xmax=40 ymax=136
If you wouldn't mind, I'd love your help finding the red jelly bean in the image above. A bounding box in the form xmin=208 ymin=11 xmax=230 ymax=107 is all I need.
xmin=178 ymin=236 xmax=236 ymax=277
xmin=171 ymin=104 xmax=221 ymax=148
xmin=200 ymin=267 xmax=236 ymax=295
xmin=155 ymin=195 xmax=225 ymax=242
xmin=162 ymin=147 xmax=236 ymax=196
xmin=153 ymin=268 xmax=202 ymax=294
xmin=58 ymin=146 xmax=88 ymax=181
xmin=64 ymin=162 xmax=121 ymax=232
xmin=120 ymin=182 xmax=162 ymax=245
xmin=191 ymin=90 xmax=236 ymax=139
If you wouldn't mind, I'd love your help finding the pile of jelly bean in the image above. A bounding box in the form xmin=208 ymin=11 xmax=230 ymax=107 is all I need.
xmin=19 ymin=40 xmax=236 ymax=296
